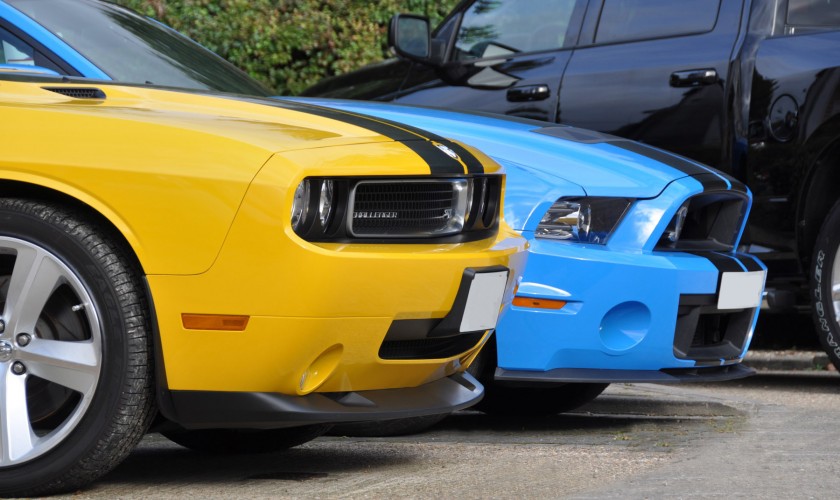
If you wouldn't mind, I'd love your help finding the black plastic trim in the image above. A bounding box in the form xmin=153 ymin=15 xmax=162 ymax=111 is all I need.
xmin=144 ymin=276 xmax=178 ymax=424
xmin=673 ymin=292 xmax=755 ymax=362
xmin=494 ymin=363 xmax=754 ymax=384
xmin=164 ymin=371 xmax=483 ymax=429
xmin=380 ymin=266 xmax=509 ymax=359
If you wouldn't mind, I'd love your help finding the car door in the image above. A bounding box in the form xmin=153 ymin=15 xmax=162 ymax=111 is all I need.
xmin=395 ymin=0 xmax=588 ymax=122
xmin=558 ymin=0 xmax=744 ymax=169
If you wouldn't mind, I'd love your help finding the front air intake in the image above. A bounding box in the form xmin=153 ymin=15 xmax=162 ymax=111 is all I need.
xmin=350 ymin=180 xmax=466 ymax=237
xmin=656 ymin=191 xmax=749 ymax=252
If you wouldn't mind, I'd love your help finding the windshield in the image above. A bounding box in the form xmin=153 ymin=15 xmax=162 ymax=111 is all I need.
xmin=7 ymin=0 xmax=272 ymax=96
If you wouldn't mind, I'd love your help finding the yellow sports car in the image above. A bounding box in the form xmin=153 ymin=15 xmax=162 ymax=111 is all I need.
xmin=0 ymin=76 xmax=526 ymax=496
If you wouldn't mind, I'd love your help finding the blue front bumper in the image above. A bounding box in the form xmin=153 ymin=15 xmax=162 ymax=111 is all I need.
xmin=496 ymin=176 xmax=766 ymax=382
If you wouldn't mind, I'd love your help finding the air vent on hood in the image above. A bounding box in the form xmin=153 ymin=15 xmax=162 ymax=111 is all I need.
xmin=42 ymin=87 xmax=106 ymax=99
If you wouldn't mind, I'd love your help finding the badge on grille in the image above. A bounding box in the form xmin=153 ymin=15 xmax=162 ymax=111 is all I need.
xmin=354 ymin=211 xmax=398 ymax=219
xmin=433 ymin=142 xmax=461 ymax=161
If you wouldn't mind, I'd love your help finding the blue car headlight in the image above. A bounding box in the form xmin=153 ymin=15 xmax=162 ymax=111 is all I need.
xmin=536 ymin=197 xmax=633 ymax=244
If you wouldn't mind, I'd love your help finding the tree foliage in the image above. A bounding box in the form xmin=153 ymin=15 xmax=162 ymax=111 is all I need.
xmin=114 ymin=0 xmax=458 ymax=95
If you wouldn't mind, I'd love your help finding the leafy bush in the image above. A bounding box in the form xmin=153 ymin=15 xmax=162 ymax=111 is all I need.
xmin=115 ymin=1 xmax=457 ymax=94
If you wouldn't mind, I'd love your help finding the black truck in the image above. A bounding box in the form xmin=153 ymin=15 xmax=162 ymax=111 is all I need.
xmin=304 ymin=0 xmax=840 ymax=369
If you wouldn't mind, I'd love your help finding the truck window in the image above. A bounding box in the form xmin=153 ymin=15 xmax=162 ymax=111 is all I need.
xmin=595 ymin=0 xmax=721 ymax=44
xmin=453 ymin=0 xmax=579 ymax=61
xmin=787 ymin=0 xmax=840 ymax=28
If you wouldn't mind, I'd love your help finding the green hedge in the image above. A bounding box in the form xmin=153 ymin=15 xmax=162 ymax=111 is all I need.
xmin=115 ymin=1 xmax=458 ymax=95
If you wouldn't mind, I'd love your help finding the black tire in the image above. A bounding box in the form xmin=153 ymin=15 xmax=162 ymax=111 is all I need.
xmin=327 ymin=414 xmax=449 ymax=437
xmin=811 ymin=199 xmax=840 ymax=371
xmin=162 ymin=425 xmax=332 ymax=454
xmin=470 ymin=336 xmax=608 ymax=416
xmin=0 ymin=200 xmax=154 ymax=497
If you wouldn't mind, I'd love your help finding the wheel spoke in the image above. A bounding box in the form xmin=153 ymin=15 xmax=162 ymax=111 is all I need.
xmin=17 ymin=338 xmax=99 ymax=395
xmin=4 ymin=245 xmax=65 ymax=335
xmin=0 ymin=366 xmax=36 ymax=464
xmin=832 ymin=283 xmax=840 ymax=302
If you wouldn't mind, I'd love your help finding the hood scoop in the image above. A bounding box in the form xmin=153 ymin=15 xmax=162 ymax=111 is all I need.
xmin=43 ymin=87 xmax=106 ymax=99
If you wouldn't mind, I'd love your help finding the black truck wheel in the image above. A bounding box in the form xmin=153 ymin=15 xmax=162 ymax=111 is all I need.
xmin=0 ymin=200 xmax=154 ymax=497
xmin=811 ymin=200 xmax=840 ymax=371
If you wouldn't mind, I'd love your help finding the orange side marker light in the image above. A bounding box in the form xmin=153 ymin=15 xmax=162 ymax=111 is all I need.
xmin=512 ymin=296 xmax=566 ymax=310
xmin=182 ymin=314 xmax=250 ymax=331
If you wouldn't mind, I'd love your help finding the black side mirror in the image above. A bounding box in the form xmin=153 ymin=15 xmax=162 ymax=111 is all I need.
xmin=389 ymin=14 xmax=432 ymax=62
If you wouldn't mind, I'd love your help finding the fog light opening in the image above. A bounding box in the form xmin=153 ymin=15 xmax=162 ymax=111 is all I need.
xmin=599 ymin=302 xmax=651 ymax=351
xmin=298 ymin=344 xmax=343 ymax=395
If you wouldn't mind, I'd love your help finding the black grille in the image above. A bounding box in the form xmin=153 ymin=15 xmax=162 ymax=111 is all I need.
xmin=657 ymin=192 xmax=748 ymax=251
xmin=379 ymin=332 xmax=485 ymax=360
xmin=673 ymin=294 xmax=754 ymax=364
xmin=351 ymin=181 xmax=457 ymax=236
xmin=293 ymin=175 xmax=501 ymax=243
xmin=43 ymin=87 xmax=106 ymax=99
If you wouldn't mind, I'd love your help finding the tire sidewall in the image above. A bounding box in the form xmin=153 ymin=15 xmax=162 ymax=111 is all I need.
xmin=811 ymin=200 xmax=840 ymax=369
xmin=0 ymin=203 xmax=131 ymax=490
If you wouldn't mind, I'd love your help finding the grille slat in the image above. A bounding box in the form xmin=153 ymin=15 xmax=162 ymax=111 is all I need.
xmin=351 ymin=181 xmax=463 ymax=237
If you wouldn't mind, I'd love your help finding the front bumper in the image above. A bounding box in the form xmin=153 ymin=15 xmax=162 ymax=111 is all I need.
xmin=496 ymin=243 xmax=765 ymax=378
xmin=148 ymin=154 xmax=527 ymax=395
xmin=161 ymin=372 xmax=482 ymax=430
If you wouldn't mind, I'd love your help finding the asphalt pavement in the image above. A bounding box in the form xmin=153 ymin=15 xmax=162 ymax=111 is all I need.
xmin=36 ymin=347 xmax=839 ymax=499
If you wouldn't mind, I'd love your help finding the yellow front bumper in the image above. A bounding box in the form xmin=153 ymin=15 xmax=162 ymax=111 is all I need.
xmin=149 ymin=228 xmax=526 ymax=395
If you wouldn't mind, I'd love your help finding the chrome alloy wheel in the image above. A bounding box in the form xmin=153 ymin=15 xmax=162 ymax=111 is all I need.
xmin=0 ymin=236 xmax=101 ymax=466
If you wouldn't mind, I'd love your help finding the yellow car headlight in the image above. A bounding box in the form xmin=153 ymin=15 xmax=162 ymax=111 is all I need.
xmin=290 ymin=179 xmax=310 ymax=232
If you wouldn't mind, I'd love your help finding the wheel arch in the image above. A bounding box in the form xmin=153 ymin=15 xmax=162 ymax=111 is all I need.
xmin=797 ymin=126 xmax=840 ymax=271
xmin=0 ymin=179 xmax=146 ymax=275
xmin=0 ymin=179 xmax=164 ymax=402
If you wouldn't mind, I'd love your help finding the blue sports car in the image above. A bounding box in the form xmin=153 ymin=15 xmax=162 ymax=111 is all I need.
xmin=0 ymin=0 xmax=765 ymax=418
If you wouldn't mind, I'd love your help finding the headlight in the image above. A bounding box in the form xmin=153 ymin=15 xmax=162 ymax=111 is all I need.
xmin=291 ymin=179 xmax=310 ymax=232
xmin=319 ymin=180 xmax=335 ymax=228
xmin=536 ymin=197 xmax=633 ymax=244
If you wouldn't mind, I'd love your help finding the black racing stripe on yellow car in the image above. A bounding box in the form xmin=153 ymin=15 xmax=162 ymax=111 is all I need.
xmin=276 ymin=100 xmax=482 ymax=175
xmin=439 ymin=140 xmax=486 ymax=174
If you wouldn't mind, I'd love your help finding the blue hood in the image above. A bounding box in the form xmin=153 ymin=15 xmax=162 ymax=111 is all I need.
xmin=284 ymin=98 xmax=708 ymax=230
